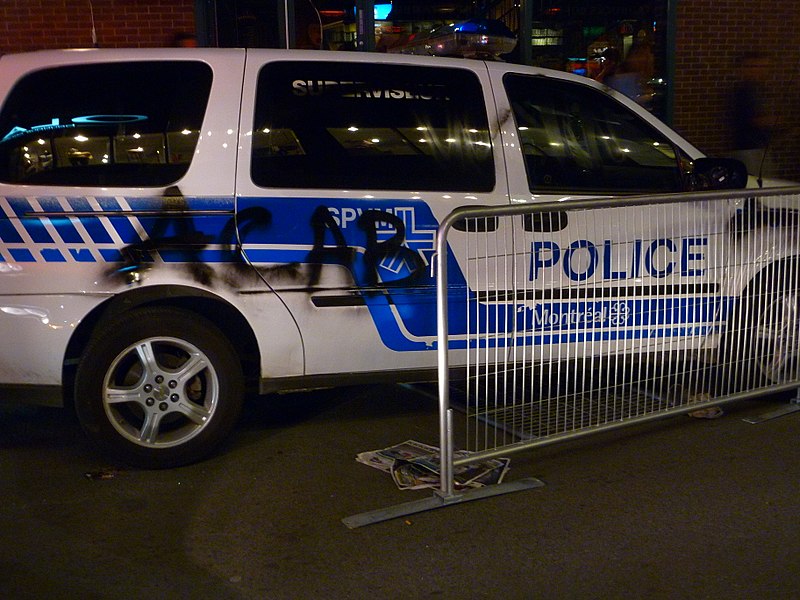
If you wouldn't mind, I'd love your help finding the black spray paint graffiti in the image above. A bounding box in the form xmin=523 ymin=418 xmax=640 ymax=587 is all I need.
xmin=107 ymin=188 xmax=274 ymax=287
xmin=306 ymin=206 xmax=425 ymax=289
xmin=306 ymin=204 xmax=356 ymax=288
xmin=111 ymin=192 xmax=215 ymax=286
xmin=108 ymin=195 xmax=425 ymax=292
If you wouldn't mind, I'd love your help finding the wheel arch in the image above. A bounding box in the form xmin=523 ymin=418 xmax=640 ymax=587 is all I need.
xmin=716 ymin=252 xmax=800 ymax=379
xmin=62 ymin=285 xmax=261 ymax=406
xmin=742 ymin=255 xmax=800 ymax=296
xmin=721 ymin=255 xmax=800 ymax=336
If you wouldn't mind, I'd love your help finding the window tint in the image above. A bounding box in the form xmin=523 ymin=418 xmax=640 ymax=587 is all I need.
xmin=504 ymin=74 xmax=682 ymax=194
xmin=252 ymin=61 xmax=494 ymax=191
xmin=0 ymin=61 xmax=212 ymax=187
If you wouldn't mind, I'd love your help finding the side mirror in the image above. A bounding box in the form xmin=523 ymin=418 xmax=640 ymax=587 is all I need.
xmin=685 ymin=157 xmax=748 ymax=191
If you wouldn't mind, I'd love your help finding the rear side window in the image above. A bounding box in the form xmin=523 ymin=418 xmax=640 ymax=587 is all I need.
xmin=0 ymin=61 xmax=212 ymax=187
xmin=251 ymin=61 xmax=494 ymax=191
xmin=504 ymin=73 xmax=682 ymax=194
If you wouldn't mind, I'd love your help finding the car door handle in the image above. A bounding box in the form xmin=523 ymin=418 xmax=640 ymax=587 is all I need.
xmin=524 ymin=211 xmax=568 ymax=232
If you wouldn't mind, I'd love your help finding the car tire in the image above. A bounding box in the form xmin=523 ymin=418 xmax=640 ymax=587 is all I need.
xmin=74 ymin=307 xmax=244 ymax=468
xmin=721 ymin=269 xmax=800 ymax=392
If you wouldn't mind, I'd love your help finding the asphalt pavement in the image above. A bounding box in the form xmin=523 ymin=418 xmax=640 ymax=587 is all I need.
xmin=2 ymin=384 xmax=800 ymax=599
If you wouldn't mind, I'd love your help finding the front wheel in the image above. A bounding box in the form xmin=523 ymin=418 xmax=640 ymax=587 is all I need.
xmin=75 ymin=307 xmax=244 ymax=468
xmin=750 ymin=282 xmax=800 ymax=384
xmin=721 ymin=272 xmax=800 ymax=392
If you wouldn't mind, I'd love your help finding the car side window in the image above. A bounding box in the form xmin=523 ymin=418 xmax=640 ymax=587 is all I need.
xmin=251 ymin=61 xmax=494 ymax=192
xmin=503 ymin=73 xmax=682 ymax=194
xmin=0 ymin=61 xmax=212 ymax=187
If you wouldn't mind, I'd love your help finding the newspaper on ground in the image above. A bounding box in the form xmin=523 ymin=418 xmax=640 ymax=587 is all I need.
xmin=356 ymin=439 xmax=510 ymax=491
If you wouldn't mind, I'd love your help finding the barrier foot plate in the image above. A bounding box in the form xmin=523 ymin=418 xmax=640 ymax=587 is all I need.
xmin=742 ymin=403 xmax=800 ymax=424
xmin=341 ymin=477 xmax=545 ymax=529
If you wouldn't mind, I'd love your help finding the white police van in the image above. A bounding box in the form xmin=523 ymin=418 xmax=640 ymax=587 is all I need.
xmin=0 ymin=48 xmax=760 ymax=467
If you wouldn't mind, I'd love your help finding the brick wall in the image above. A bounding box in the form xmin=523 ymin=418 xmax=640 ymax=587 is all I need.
xmin=0 ymin=0 xmax=196 ymax=53
xmin=674 ymin=0 xmax=800 ymax=180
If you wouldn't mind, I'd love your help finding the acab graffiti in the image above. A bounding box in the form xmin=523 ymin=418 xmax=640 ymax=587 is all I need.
xmin=109 ymin=193 xmax=427 ymax=292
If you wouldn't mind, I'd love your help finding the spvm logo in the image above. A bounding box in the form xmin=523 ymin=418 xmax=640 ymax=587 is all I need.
xmin=327 ymin=205 xmax=436 ymax=277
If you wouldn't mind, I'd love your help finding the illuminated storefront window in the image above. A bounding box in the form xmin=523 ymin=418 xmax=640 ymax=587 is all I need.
xmin=207 ymin=0 xmax=669 ymax=118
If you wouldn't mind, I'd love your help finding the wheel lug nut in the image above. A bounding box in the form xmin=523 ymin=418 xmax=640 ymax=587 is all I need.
xmin=144 ymin=384 xmax=153 ymax=393
xmin=159 ymin=402 xmax=168 ymax=411
xmin=155 ymin=375 xmax=164 ymax=384
xmin=145 ymin=397 xmax=155 ymax=407
xmin=168 ymin=380 xmax=177 ymax=389
xmin=170 ymin=394 xmax=179 ymax=402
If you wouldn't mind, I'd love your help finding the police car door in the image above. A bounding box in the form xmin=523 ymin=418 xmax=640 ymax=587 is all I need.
xmin=491 ymin=64 xmax=726 ymax=373
xmin=235 ymin=51 xmax=510 ymax=381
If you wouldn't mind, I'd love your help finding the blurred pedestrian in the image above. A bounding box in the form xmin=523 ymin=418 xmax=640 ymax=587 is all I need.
xmin=605 ymin=43 xmax=655 ymax=110
xmin=593 ymin=47 xmax=621 ymax=85
xmin=729 ymin=52 xmax=774 ymax=177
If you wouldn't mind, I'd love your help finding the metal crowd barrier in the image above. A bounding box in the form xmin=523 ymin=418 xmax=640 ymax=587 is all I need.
xmin=342 ymin=186 xmax=800 ymax=528
xmin=435 ymin=186 xmax=800 ymax=498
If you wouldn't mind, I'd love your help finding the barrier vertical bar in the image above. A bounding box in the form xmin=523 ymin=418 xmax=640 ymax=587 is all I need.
xmin=435 ymin=218 xmax=454 ymax=499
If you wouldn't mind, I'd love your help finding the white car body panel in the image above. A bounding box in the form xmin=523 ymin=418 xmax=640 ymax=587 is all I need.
xmin=0 ymin=48 xmax=792 ymax=405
